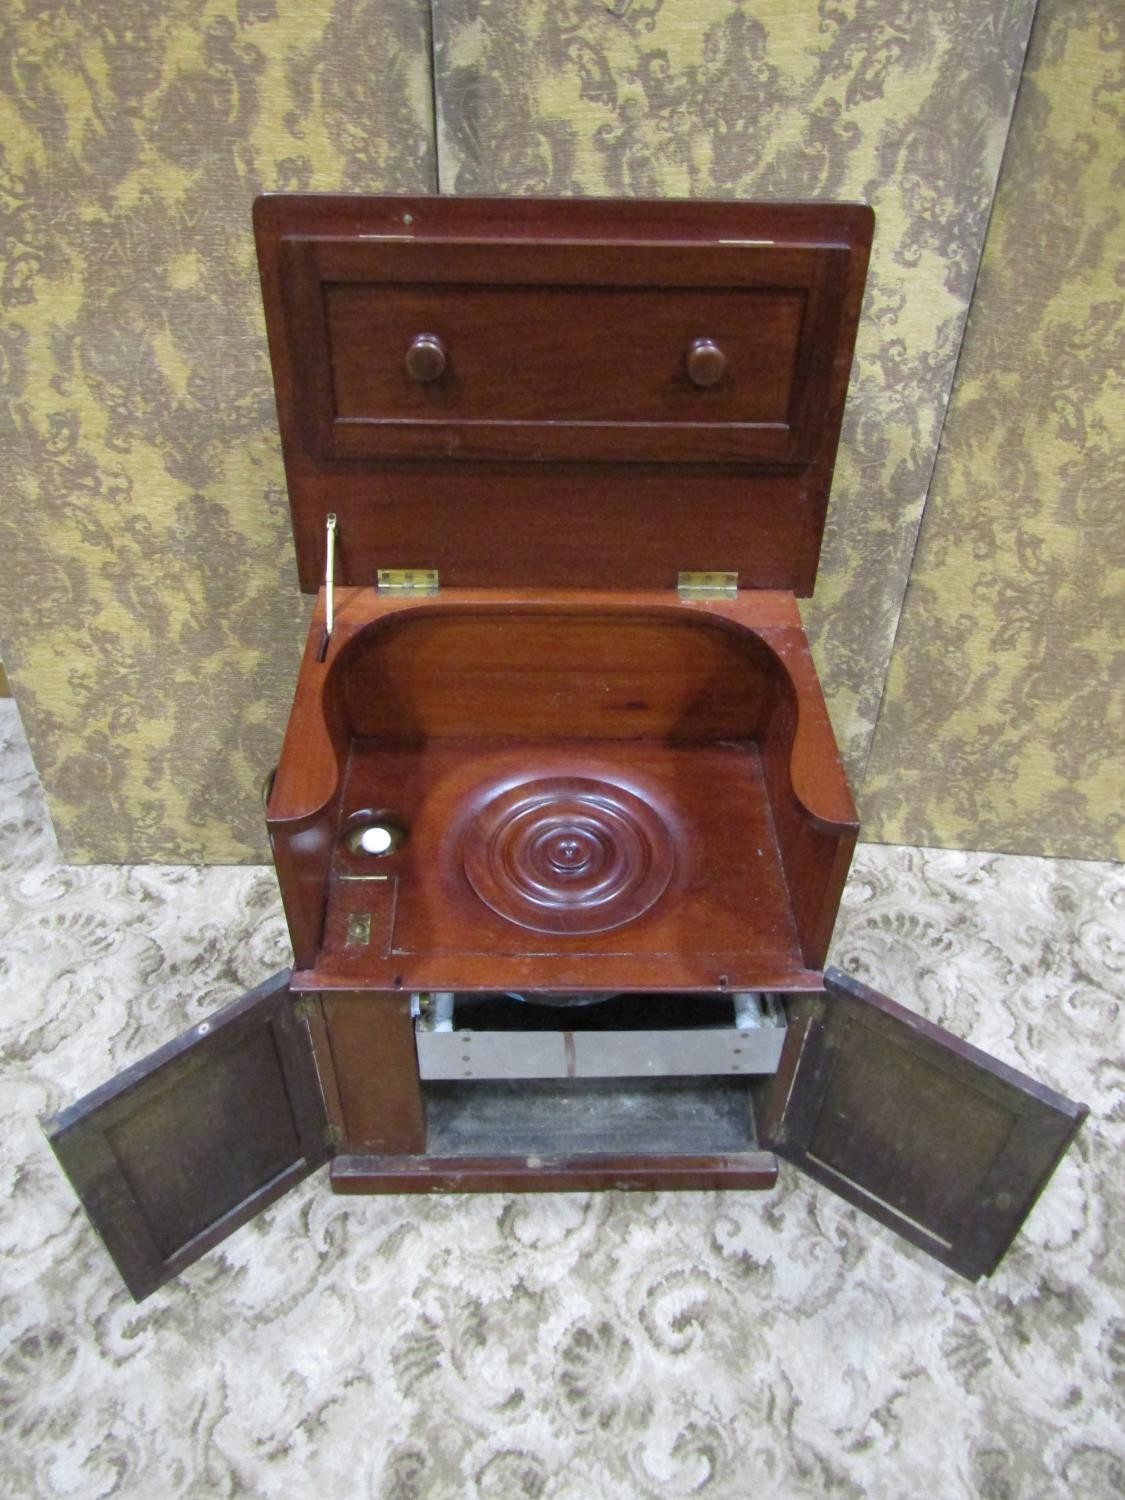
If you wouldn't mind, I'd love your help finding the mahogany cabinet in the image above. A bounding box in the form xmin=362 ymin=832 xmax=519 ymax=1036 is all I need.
xmin=44 ymin=196 xmax=1086 ymax=1301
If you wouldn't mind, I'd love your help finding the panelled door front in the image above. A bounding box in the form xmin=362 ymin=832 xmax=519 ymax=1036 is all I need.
xmin=764 ymin=968 xmax=1087 ymax=1279
xmin=43 ymin=971 xmax=329 ymax=1301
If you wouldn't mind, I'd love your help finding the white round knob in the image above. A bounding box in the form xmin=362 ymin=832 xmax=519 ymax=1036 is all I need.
xmin=358 ymin=825 xmax=395 ymax=855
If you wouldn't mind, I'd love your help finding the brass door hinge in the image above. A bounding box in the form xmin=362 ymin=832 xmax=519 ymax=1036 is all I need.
xmin=377 ymin=568 xmax=439 ymax=597
xmin=677 ymin=570 xmax=738 ymax=600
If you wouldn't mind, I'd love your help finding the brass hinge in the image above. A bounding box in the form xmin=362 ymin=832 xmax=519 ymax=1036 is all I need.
xmin=377 ymin=567 xmax=440 ymax=597
xmin=324 ymin=1120 xmax=345 ymax=1152
xmin=677 ymin=570 xmax=738 ymax=600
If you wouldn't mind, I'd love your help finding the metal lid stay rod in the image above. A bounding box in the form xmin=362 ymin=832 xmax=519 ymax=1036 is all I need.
xmin=325 ymin=512 xmax=338 ymax=638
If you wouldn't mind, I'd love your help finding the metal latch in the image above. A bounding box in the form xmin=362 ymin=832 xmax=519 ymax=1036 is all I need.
xmin=377 ymin=568 xmax=440 ymax=597
xmin=677 ymin=570 xmax=738 ymax=600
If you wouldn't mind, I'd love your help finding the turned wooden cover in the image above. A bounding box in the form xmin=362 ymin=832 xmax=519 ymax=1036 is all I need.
xmin=254 ymin=195 xmax=873 ymax=594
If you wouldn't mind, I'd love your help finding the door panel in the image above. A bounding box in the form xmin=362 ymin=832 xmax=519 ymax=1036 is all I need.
xmin=767 ymin=967 xmax=1087 ymax=1279
xmin=43 ymin=971 xmax=328 ymax=1301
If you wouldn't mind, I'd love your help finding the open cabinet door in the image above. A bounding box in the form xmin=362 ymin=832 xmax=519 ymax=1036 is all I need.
xmin=764 ymin=968 xmax=1087 ymax=1280
xmin=42 ymin=971 xmax=329 ymax=1302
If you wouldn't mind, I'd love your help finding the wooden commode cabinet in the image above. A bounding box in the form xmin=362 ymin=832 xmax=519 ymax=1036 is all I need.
xmin=44 ymin=196 xmax=1086 ymax=1301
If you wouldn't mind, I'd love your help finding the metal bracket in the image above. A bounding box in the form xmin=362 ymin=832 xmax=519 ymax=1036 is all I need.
xmin=377 ymin=568 xmax=440 ymax=597
xmin=677 ymin=570 xmax=738 ymax=600
xmin=345 ymin=913 xmax=372 ymax=947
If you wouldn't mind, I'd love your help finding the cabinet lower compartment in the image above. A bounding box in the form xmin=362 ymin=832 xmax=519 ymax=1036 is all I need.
xmin=317 ymin=987 xmax=783 ymax=1194
xmin=422 ymin=1077 xmax=762 ymax=1155
xmin=332 ymin=1083 xmax=776 ymax=1194
xmin=44 ymin=967 xmax=1086 ymax=1298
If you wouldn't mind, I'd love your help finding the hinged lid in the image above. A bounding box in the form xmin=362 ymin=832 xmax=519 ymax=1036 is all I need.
xmin=255 ymin=195 xmax=873 ymax=595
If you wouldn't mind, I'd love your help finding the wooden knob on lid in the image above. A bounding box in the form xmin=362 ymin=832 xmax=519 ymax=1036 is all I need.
xmin=686 ymin=337 xmax=727 ymax=388
xmin=405 ymin=333 xmax=447 ymax=382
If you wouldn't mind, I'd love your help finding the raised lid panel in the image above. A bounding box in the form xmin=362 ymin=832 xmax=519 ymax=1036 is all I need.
xmin=255 ymin=195 xmax=873 ymax=593
xmin=283 ymin=237 xmax=848 ymax=465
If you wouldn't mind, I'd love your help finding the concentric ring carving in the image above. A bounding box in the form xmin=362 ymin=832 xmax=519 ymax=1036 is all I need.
xmin=462 ymin=777 xmax=674 ymax=935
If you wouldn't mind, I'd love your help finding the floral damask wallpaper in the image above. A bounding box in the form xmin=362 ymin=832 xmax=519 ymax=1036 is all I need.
xmin=864 ymin=0 xmax=1125 ymax=859
xmin=432 ymin=0 xmax=1037 ymax=776
xmin=0 ymin=0 xmax=435 ymax=861
xmin=0 ymin=0 xmax=1118 ymax=862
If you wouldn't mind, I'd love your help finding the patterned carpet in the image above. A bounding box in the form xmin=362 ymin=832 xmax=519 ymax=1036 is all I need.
xmin=2 ymin=695 xmax=1122 ymax=1499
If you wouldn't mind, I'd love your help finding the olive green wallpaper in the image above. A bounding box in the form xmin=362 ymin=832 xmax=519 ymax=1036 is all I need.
xmin=0 ymin=0 xmax=435 ymax=861
xmin=864 ymin=0 xmax=1125 ymax=859
xmin=431 ymin=0 xmax=1038 ymax=777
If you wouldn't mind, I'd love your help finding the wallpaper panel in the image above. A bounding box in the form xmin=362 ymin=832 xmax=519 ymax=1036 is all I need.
xmin=0 ymin=0 xmax=435 ymax=861
xmin=432 ymin=0 xmax=1037 ymax=778
xmin=864 ymin=0 xmax=1125 ymax=859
